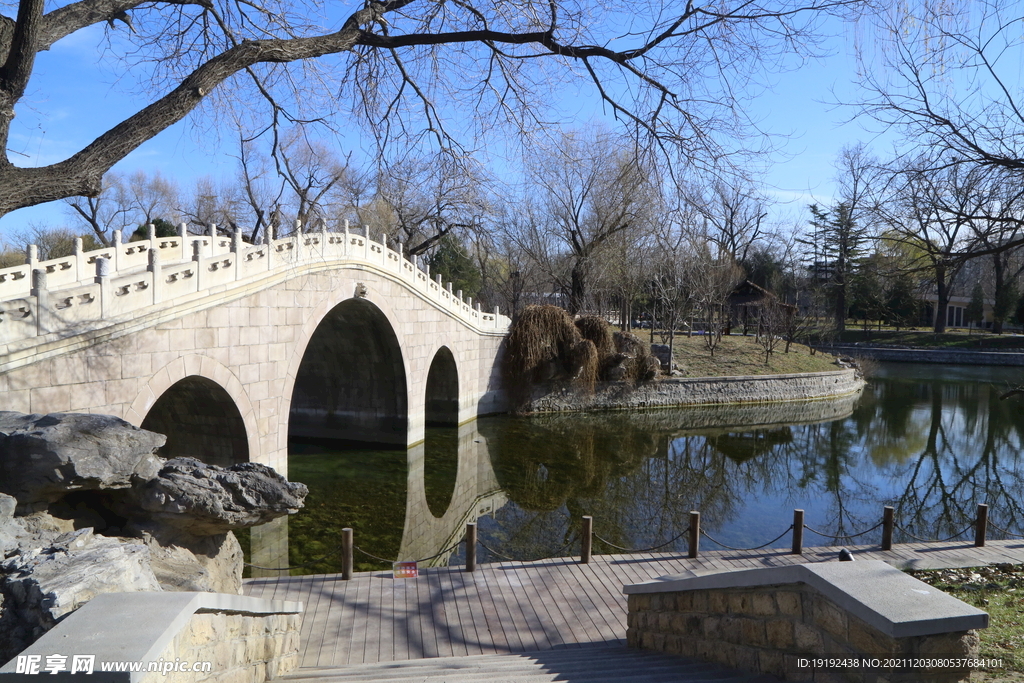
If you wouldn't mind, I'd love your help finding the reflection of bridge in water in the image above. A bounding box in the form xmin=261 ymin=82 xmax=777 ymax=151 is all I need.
xmin=252 ymin=392 xmax=866 ymax=574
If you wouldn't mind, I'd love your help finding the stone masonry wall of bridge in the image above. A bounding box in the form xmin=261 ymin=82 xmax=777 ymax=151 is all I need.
xmin=0 ymin=224 xmax=510 ymax=476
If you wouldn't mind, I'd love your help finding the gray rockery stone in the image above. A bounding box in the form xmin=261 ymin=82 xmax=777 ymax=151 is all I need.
xmin=121 ymin=457 xmax=309 ymax=537
xmin=0 ymin=412 xmax=165 ymax=507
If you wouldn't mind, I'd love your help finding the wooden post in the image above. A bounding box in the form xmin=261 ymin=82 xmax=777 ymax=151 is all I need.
xmin=688 ymin=511 xmax=700 ymax=559
xmin=882 ymin=506 xmax=894 ymax=551
xmin=341 ymin=528 xmax=353 ymax=581
xmin=581 ymin=516 xmax=593 ymax=564
xmin=792 ymin=509 xmax=804 ymax=555
xmin=465 ymin=522 xmax=477 ymax=572
xmin=975 ymin=504 xmax=988 ymax=548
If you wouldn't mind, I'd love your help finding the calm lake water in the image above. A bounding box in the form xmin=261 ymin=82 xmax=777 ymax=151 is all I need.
xmin=265 ymin=363 xmax=1024 ymax=575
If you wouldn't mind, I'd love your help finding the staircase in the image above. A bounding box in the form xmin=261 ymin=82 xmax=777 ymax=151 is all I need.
xmin=281 ymin=641 xmax=779 ymax=682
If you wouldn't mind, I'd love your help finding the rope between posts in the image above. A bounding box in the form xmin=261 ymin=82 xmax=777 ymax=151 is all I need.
xmin=243 ymin=545 xmax=343 ymax=571
xmin=893 ymin=522 xmax=974 ymax=543
xmin=593 ymin=526 xmax=690 ymax=553
xmin=354 ymin=540 xmax=464 ymax=565
xmin=477 ymin=533 xmax=580 ymax=563
xmin=700 ymin=525 xmax=794 ymax=552
xmin=802 ymin=520 xmax=884 ymax=541
xmin=986 ymin=520 xmax=1024 ymax=539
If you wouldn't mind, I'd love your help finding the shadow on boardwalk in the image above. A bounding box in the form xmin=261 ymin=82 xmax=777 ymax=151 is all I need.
xmin=244 ymin=539 xmax=1024 ymax=669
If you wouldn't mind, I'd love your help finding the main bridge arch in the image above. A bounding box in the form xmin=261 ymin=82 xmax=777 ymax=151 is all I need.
xmin=0 ymin=230 xmax=508 ymax=476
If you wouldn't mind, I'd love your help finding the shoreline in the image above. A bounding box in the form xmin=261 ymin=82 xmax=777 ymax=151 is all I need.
xmin=525 ymin=368 xmax=866 ymax=413
xmin=819 ymin=344 xmax=1024 ymax=366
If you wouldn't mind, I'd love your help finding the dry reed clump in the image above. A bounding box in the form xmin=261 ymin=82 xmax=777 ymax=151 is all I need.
xmin=575 ymin=316 xmax=615 ymax=358
xmin=568 ymin=339 xmax=599 ymax=395
xmin=502 ymin=305 xmax=582 ymax=410
xmin=503 ymin=306 xmax=661 ymax=411
xmin=612 ymin=331 xmax=660 ymax=385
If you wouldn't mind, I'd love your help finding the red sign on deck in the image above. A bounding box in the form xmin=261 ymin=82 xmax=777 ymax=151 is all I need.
xmin=393 ymin=561 xmax=419 ymax=578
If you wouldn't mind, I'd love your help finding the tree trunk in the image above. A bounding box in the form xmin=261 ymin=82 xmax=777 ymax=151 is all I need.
xmin=933 ymin=269 xmax=948 ymax=334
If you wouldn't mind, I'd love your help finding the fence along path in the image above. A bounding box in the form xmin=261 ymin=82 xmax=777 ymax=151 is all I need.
xmin=242 ymin=538 xmax=1024 ymax=670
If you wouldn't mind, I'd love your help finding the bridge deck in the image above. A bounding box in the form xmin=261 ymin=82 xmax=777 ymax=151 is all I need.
xmin=242 ymin=539 xmax=1024 ymax=669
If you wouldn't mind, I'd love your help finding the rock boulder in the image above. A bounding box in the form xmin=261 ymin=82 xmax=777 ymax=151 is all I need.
xmin=0 ymin=412 xmax=165 ymax=508
xmin=120 ymin=458 xmax=309 ymax=537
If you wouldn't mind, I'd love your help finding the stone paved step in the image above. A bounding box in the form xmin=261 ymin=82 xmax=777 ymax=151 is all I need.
xmin=282 ymin=642 xmax=779 ymax=683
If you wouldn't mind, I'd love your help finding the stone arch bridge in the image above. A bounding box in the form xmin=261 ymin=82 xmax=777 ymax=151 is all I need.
xmin=0 ymin=224 xmax=510 ymax=476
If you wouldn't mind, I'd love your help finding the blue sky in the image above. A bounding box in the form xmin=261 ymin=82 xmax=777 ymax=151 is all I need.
xmin=0 ymin=15 xmax=883 ymax=244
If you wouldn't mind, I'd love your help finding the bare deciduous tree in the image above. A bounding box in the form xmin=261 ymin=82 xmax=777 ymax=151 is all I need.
xmin=0 ymin=0 xmax=859 ymax=218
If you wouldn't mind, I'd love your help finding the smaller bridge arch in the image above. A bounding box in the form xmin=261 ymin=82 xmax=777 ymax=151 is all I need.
xmin=425 ymin=346 xmax=459 ymax=427
xmin=127 ymin=355 xmax=258 ymax=466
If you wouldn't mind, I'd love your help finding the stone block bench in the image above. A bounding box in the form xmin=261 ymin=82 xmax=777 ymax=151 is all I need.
xmin=0 ymin=592 xmax=302 ymax=683
xmin=624 ymin=560 xmax=988 ymax=683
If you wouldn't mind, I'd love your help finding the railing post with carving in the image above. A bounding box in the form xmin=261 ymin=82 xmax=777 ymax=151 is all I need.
xmin=363 ymin=226 xmax=370 ymax=260
xmin=294 ymin=219 xmax=303 ymax=262
xmin=192 ymin=240 xmax=204 ymax=292
xmin=31 ymin=269 xmax=49 ymax=336
xmin=231 ymin=228 xmax=242 ymax=280
xmin=266 ymin=223 xmax=275 ymax=271
xmin=26 ymin=244 xmax=38 ymax=273
xmin=148 ymin=247 xmax=162 ymax=305
xmin=343 ymin=220 xmax=350 ymax=257
xmin=178 ymin=223 xmax=189 ymax=261
xmin=209 ymin=223 xmax=217 ymax=257
xmin=112 ymin=230 xmax=122 ymax=272
xmin=74 ymin=237 xmax=85 ymax=282
xmin=95 ymin=257 xmax=112 ymax=319
xmin=319 ymin=221 xmax=328 ymax=258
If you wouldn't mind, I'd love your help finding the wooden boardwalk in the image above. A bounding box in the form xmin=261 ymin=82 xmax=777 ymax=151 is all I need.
xmin=243 ymin=539 xmax=1024 ymax=669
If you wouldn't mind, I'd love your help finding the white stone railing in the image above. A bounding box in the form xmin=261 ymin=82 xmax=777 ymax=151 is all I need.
xmin=0 ymin=223 xmax=510 ymax=350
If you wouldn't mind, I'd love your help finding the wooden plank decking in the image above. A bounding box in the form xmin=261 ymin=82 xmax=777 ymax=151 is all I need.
xmin=243 ymin=539 xmax=1024 ymax=669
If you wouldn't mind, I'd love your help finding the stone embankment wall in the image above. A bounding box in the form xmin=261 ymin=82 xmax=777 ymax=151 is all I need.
xmin=528 ymin=369 xmax=864 ymax=413
xmin=627 ymin=584 xmax=978 ymax=683
xmin=822 ymin=345 xmax=1024 ymax=367
xmin=143 ymin=611 xmax=300 ymax=683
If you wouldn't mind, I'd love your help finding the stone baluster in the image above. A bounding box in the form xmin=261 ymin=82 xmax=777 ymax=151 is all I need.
xmin=148 ymin=246 xmax=162 ymax=305
xmin=147 ymin=223 xmax=155 ymax=242
xmin=363 ymin=226 xmax=370 ymax=259
xmin=294 ymin=219 xmax=303 ymax=261
xmin=457 ymin=289 xmax=463 ymax=304
xmin=178 ymin=223 xmax=189 ymax=261
xmin=266 ymin=223 xmax=275 ymax=271
xmin=319 ymin=221 xmax=328 ymax=255
xmin=231 ymin=228 xmax=243 ymax=280
xmin=74 ymin=238 xmax=85 ymax=282
xmin=112 ymin=230 xmax=122 ymax=272
xmin=31 ymin=268 xmax=49 ymax=336
xmin=26 ymin=244 xmax=38 ymax=276
xmin=95 ymin=257 xmax=112 ymax=319
xmin=192 ymin=240 xmax=204 ymax=291
xmin=209 ymin=223 xmax=217 ymax=257
xmin=343 ymin=220 xmax=350 ymax=257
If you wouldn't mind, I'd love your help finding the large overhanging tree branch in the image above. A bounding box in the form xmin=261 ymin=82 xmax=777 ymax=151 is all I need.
xmin=0 ymin=0 xmax=861 ymax=218
xmin=856 ymin=0 xmax=1024 ymax=172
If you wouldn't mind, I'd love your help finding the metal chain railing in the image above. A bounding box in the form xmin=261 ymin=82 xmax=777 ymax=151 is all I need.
xmin=700 ymin=525 xmax=794 ymax=552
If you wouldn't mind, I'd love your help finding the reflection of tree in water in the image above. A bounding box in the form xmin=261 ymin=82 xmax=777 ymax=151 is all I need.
xmin=484 ymin=413 xmax=794 ymax=557
xmin=892 ymin=381 xmax=1024 ymax=539
xmin=481 ymin=374 xmax=1024 ymax=560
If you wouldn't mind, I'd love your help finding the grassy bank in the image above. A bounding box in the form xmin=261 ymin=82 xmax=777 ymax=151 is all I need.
xmin=832 ymin=328 xmax=1024 ymax=350
xmin=910 ymin=565 xmax=1024 ymax=681
xmin=663 ymin=334 xmax=842 ymax=378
